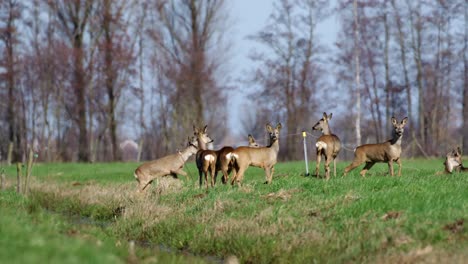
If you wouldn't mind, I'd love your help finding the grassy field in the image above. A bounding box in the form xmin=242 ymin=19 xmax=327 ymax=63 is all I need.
xmin=0 ymin=159 xmax=467 ymax=263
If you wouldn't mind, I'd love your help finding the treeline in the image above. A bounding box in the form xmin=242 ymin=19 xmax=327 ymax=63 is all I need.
xmin=0 ymin=0 xmax=467 ymax=163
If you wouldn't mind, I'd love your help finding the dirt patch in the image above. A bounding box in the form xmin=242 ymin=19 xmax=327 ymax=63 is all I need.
xmin=263 ymin=188 xmax=302 ymax=201
xmin=443 ymin=219 xmax=464 ymax=234
xmin=381 ymin=211 xmax=403 ymax=221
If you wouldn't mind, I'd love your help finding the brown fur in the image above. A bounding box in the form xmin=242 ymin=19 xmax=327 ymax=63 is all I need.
xmin=193 ymin=125 xmax=215 ymax=189
xmin=343 ymin=117 xmax=408 ymax=177
xmin=312 ymin=112 xmax=341 ymax=180
xmin=228 ymin=123 xmax=282 ymax=185
xmin=443 ymin=147 xmax=468 ymax=174
xmin=134 ymin=137 xmax=198 ymax=192
xmin=197 ymin=134 xmax=262 ymax=189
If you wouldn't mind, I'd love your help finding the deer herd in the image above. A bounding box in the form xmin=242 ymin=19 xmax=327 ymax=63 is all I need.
xmin=134 ymin=113 xmax=466 ymax=192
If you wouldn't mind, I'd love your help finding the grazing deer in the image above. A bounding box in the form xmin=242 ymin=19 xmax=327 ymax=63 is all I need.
xmin=312 ymin=112 xmax=341 ymax=180
xmin=443 ymin=147 xmax=468 ymax=174
xmin=343 ymin=117 xmax=408 ymax=177
xmin=134 ymin=136 xmax=198 ymax=192
xmin=227 ymin=123 xmax=282 ymax=186
xmin=197 ymin=134 xmax=262 ymax=189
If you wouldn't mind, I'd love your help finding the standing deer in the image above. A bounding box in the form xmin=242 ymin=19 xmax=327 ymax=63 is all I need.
xmin=312 ymin=112 xmax=341 ymax=180
xmin=193 ymin=125 xmax=215 ymax=188
xmin=343 ymin=117 xmax=408 ymax=177
xmin=227 ymin=123 xmax=282 ymax=186
xmin=198 ymin=134 xmax=262 ymax=189
xmin=134 ymin=136 xmax=198 ymax=192
xmin=248 ymin=134 xmax=261 ymax=147
xmin=443 ymin=147 xmax=468 ymax=174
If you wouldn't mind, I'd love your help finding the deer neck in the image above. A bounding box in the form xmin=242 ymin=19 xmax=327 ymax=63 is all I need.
xmin=322 ymin=125 xmax=331 ymax=135
xmin=180 ymin=145 xmax=197 ymax=161
xmin=270 ymin=138 xmax=280 ymax=153
xmin=390 ymin=131 xmax=403 ymax=145
xmin=197 ymin=138 xmax=208 ymax=150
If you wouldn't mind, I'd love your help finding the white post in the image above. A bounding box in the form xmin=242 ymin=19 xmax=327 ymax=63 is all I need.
xmin=302 ymin=131 xmax=310 ymax=176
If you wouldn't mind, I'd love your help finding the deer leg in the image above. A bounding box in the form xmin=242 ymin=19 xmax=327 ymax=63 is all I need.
xmin=333 ymin=158 xmax=337 ymax=177
xmin=360 ymin=162 xmax=375 ymax=177
xmin=388 ymin=160 xmax=394 ymax=177
xmin=264 ymin=166 xmax=272 ymax=184
xmin=171 ymin=169 xmax=187 ymax=177
xmin=214 ymin=170 xmax=219 ymax=185
xmin=230 ymin=161 xmax=239 ymax=185
xmin=221 ymin=168 xmax=230 ymax=185
xmin=233 ymin=166 xmax=247 ymax=186
xmin=198 ymin=168 xmax=203 ymax=188
xmin=315 ymin=152 xmax=322 ymax=177
xmin=343 ymin=160 xmax=364 ymax=176
xmin=325 ymin=156 xmax=333 ymax=180
xmin=210 ymin=165 xmax=216 ymax=187
xmin=396 ymin=159 xmax=402 ymax=176
xmin=138 ymin=180 xmax=152 ymax=193
xmin=204 ymin=170 xmax=209 ymax=189
xmin=388 ymin=161 xmax=394 ymax=176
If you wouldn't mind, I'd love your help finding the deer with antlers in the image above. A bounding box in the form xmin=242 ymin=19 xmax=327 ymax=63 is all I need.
xmin=227 ymin=123 xmax=282 ymax=186
xmin=134 ymin=136 xmax=199 ymax=192
xmin=343 ymin=117 xmax=408 ymax=177
xmin=312 ymin=112 xmax=341 ymax=180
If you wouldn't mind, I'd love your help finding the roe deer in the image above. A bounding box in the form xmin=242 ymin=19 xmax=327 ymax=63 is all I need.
xmin=443 ymin=147 xmax=468 ymax=174
xmin=248 ymin=134 xmax=261 ymax=147
xmin=312 ymin=112 xmax=341 ymax=180
xmin=198 ymin=134 xmax=262 ymax=189
xmin=134 ymin=136 xmax=198 ymax=192
xmin=193 ymin=125 xmax=215 ymax=188
xmin=227 ymin=123 xmax=282 ymax=185
xmin=343 ymin=117 xmax=408 ymax=177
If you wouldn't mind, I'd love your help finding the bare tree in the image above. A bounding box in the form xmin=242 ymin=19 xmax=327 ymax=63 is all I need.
xmin=47 ymin=0 xmax=94 ymax=162
xmin=146 ymin=0 xmax=231 ymax=155
xmin=353 ymin=0 xmax=362 ymax=147
xmin=0 ymin=0 xmax=24 ymax=163
xmin=463 ymin=0 xmax=468 ymax=155
xmin=247 ymin=0 xmax=330 ymax=160
xmin=94 ymin=0 xmax=138 ymax=161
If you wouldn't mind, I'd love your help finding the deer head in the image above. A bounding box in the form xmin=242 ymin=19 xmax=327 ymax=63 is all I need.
xmin=312 ymin=112 xmax=333 ymax=135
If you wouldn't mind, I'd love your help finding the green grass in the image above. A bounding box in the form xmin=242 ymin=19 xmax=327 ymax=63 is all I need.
xmin=0 ymin=159 xmax=467 ymax=263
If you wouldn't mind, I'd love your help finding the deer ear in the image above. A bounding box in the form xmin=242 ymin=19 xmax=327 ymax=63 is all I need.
xmin=276 ymin=123 xmax=282 ymax=130
xmin=203 ymin=125 xmax=208 ymax=133
xmin=193 ymin=125 xmax=198 ymax=133
xmin=401 ymin=117 xmax=408 ymax=125
xmin=266 ymin=123 xmax=273 ymax=132
xmin=248 ymin=134 xmax=254 ymax=142
xmin=457 ymin=146 xmax=462 ymax=155
xmin=328 ymin=113 xmax=333 ymax=120
xmin=391 ymin=117 xmax=397 ymax=126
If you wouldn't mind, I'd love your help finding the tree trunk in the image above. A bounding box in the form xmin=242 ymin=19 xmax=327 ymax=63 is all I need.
xmin=104 ymin=0 xmax=120 ymax=161
xmin=353 ymin=0 xmax=362 ymax=146
xmin=463 ymin=1 xmax=468 ymax=155
xmin=75 ymin=39 xmax=89 ymax=162
xmin=392 ymin=0 xmax=413 ymax=154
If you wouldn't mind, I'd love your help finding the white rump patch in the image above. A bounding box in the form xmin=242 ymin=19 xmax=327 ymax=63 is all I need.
xmin=225 ymin=153 xmax=238 ymax=160
xmin=316 ymin=141 xmax=327 ymax=150
xmin=204 ymin=154 xmax=215 ymax=162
